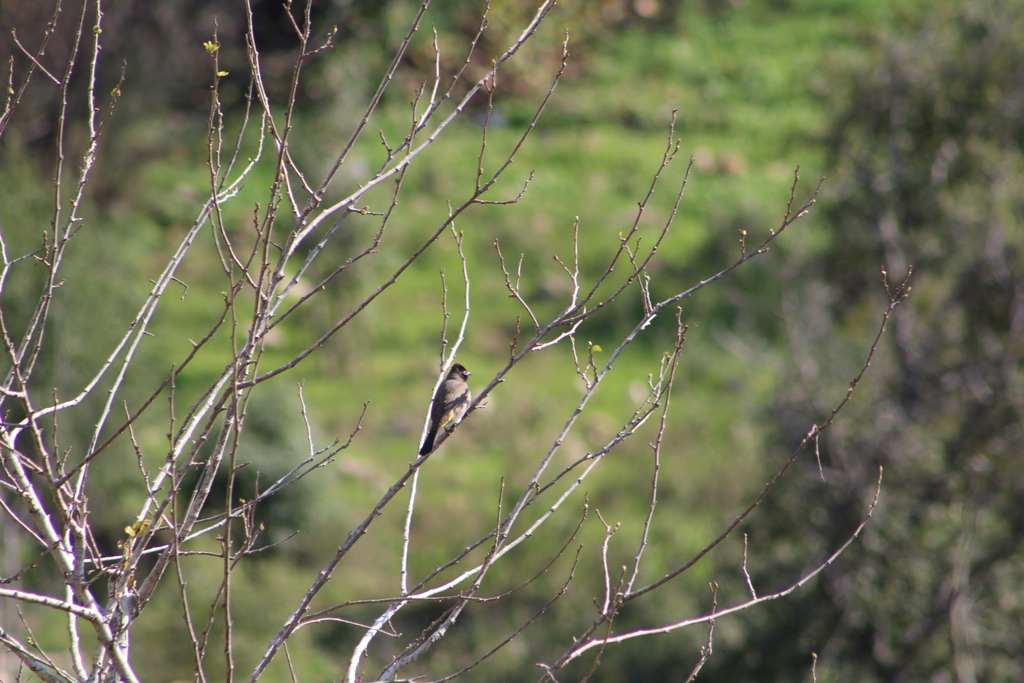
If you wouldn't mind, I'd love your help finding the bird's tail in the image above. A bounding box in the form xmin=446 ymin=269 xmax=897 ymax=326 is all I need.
xmin=419 ymin=426 xmax=439 ymax=456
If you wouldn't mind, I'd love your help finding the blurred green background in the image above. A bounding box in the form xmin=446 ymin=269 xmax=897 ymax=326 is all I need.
xmin=2 ymin=0 xmax=1022 ymax=681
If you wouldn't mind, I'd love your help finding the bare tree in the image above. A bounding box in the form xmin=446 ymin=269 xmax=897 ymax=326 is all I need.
xmin=0 ymin=1 xmax=905 ymax=681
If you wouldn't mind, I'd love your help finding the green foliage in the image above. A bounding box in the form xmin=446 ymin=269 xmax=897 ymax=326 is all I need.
xmin=5 ymin=0 xmax=1005 ymax=680
xmin=705 ymin=1 xmax=1024 ymax=680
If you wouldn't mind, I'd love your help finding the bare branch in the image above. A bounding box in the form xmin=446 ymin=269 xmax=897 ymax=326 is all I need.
xmin=554 ymin=469 xmax=883 ymax=668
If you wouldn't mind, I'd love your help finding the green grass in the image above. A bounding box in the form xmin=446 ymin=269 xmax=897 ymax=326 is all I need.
xmin=0 ymin=1 xmax=919 ymax=679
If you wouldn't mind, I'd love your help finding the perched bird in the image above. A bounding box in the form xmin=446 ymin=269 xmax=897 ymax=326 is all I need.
xmin=419 ymin=363 xmax=472 ymax=455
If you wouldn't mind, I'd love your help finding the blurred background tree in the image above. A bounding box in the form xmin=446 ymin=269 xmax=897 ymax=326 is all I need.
xmin=707 ymin=2 xmax=1024 ymax=681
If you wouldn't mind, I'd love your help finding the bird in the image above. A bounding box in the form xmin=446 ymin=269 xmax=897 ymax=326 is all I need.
xmin=419 ymin=363 xmax=472 ymax=455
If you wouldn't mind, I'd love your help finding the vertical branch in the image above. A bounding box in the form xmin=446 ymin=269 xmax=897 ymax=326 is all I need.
xmin=355 ymin=223 xmax=475 ymax=680
xmin=625 ymin=313 xmax=688 ymax=594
